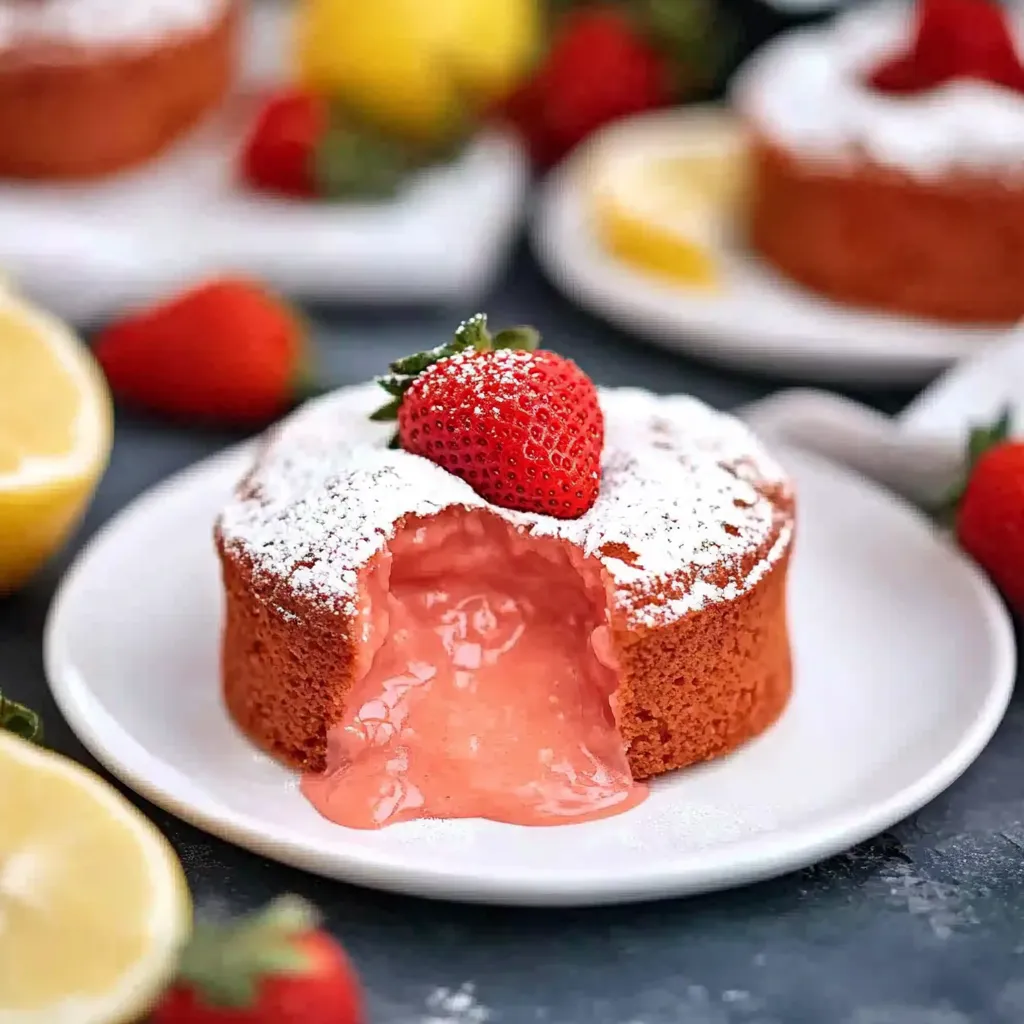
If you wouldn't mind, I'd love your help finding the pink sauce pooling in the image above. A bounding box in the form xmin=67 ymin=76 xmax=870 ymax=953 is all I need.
xmin=301 ymin=509 xmax=647 ymax=828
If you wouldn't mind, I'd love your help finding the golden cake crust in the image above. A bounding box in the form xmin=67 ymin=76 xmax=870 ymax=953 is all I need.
xmin=747 ymin=136 xmax=1024 ymax=324
xmin=216 ymin=384 xmax=795 ymax=778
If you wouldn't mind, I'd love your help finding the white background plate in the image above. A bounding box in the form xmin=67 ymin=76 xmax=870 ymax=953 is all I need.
xmin=531 ymin=109 xmax=1005 ymax=386
xmin=45 ymin=443 xmax=1014 ymax=906
xmin=0 ymin=3 xmax=527 ymax=324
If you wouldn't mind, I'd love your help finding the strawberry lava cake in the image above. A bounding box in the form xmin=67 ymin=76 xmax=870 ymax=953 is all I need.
xmin=733 ymin=0 xmax=1024 ymax=324
xmin=215 ymin=316 xmax=795 ymax=829
xmin=0 ymin=0 xmax=238 ymax=179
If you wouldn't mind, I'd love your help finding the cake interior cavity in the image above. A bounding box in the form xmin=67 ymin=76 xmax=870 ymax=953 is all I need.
xmin=301 ymin=507 xmax=647 ymax=829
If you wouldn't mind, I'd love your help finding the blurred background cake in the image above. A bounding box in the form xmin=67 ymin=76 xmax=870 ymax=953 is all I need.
xmin=0 ymin=0 xmax=239 ymax=179
xmin=733 ymin=0 xmax=1024 ymax=324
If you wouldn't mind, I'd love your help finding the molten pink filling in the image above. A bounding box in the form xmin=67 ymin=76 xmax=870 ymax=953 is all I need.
xmin=301 ymin=508 xmax=647 ymax=829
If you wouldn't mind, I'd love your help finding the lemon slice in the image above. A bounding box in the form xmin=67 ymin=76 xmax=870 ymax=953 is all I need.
xmin=0 ymin=732 xmax=191 ymax=1023
xmin=586 ymin=111 xmax=748 ymax=289
xmin=0 ymin=292 xmax=112 ymax=593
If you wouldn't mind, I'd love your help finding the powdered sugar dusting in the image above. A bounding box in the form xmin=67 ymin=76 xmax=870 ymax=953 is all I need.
xmin=217 ymin=384 xmax=793 ymax=629
xmin=0 ymin=0 xmax=226 ymax=50
xmin=732 ymin=1 xmax=1024 ymax=179
xmin=423 ymin=984 xmax=491 ymax=1024
xmin=416 ymin=346 xmax=537 ymax=400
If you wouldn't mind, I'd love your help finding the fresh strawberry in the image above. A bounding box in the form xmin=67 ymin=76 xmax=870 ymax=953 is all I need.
xmin=241 ymin=89 xmax=327 ymax=198
xmin=0 ymin=691 xmax=41 ymax=743
xmin=94 ymin=278 xmax=306 ymax=425
xmin=501 ymin=7 xmax=671 ymax=167
xmin=152 ymin=897 xmax=363 ymax=1024
xmin=371 ymin=314 xmax=604 ymax=518
xmin=953 ymin=409 xmax=1024 ymax=614
xmin=869 ymin=0 xmax=1024 ymax=95
xmin=241 ymin=88 xmax=413 ymax=200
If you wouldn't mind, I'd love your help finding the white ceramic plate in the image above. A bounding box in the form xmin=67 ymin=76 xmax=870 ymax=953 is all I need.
xmin=531 ymin=109 xmax=1004 ymax=386
xmin=0 ymin=3 xmax=528 ymax=324
xmin=44 ymin=443 xmax=1014 ymax=906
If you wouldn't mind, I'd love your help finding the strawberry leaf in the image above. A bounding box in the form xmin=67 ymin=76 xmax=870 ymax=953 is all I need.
xmin=369 ymin=396 xmax=403 ymax=422
xmin=967 ymin=407 xmax=1012 ymax=470
xmin=314 ymin=123 xmax=411 ymax=201
xmin=454 ymin=313 xmax=493 ymax=353
xmin=370 ymin=315 xmax=543 ymax=433
xmin=389 ymin=338 xmax=469 ymax=377
xmin=376 ymin=375 xmax=414 ymax=398
xmin=635 ymin=0 xmax=735 ymax=93
xmin=934 ymin=405 xmax=1014 ymax=524
xmin=492 ymin=326 xmax=541 ymax=351
xmin=371 ymin=332 xmax=479 ymax=421
xmin=0 ymin=692 xmax=42 ymax=744
xmin=178 ymin=896 xmax=320 ymax=1009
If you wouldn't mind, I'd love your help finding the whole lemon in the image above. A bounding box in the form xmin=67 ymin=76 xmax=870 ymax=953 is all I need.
xmin=295 ymin=0 xmax=540 ymax=145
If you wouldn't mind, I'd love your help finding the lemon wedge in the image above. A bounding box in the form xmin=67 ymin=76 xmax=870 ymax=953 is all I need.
xmin=0 ymin=732 xmax=190 ymax=1024
xmin=587 ymin=111 xmax=748 ymax=289
xmin=0 ymin=293 xmax=112 ymax=594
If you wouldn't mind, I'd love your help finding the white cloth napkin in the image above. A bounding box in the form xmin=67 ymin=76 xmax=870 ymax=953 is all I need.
xmin=740 ymin=324 xmax=1024 ymax=508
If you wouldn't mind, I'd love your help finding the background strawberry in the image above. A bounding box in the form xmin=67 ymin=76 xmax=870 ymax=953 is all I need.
xmin=954 ymin=410 xmax=1024 ymax=615
xmin=94 ymin=277 xmax=308 ymax=426
xmin=869 ymin=0 xmax=1024 ymax=94
xmin=241 ymin=89 xmax=326 ymax=198
xmin=372 ymin=314 xmax=604 ymax=519
xmin=501 ymin=7 xmax=671 ymax=167
xmin=152 ymin=897 xmax=363 ymax=1024
xmin=499 ymin=0 xmax=731 ymax=168
xmin=241 ymin=88 xmax=416 ymax=201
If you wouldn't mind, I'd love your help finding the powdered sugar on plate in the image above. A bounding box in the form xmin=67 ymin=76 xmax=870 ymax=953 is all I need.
xmin=217 ymin=383 xmax=793 ymax=630
xmin=0 ymin=0 xmax=227 ymax=50
xmin=422 ymin=984 xmax=491 ymax=1024
xmin=731 ymin=1 xmax=1024 ymax=179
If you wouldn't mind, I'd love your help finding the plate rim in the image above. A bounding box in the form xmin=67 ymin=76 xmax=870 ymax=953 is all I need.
xmin=44 ymin=441 xmax=1017 ymax=906
xmin=530 ymin=106 xmax=1005 ymax=386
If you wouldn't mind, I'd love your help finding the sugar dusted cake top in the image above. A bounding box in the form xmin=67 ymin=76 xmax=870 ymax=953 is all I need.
xmin=217 ymin=384 xmax=793 ymax=631
xmin=732 ymin=1 xmax=1024 ymax=179
xmin=0 ymin=0 xmax=227 ymax=50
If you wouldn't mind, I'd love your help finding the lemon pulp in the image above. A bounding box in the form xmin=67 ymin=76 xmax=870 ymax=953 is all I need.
xmin=587 ymin=111 xmax=749 ymax=289
xmin=0 ymin=295 xmax=112 ymax=593
xmin=0 ymin=733 xmax=190 ymax=1023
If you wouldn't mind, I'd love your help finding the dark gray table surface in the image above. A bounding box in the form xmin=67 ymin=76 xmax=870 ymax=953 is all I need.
xmin=4 ymin=248 xmax=1022 ymax=1024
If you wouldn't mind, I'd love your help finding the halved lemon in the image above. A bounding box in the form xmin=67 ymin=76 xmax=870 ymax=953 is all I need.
xmin=586 ymin=110 xmax=748 ymax=289
xmin=0 ymin=292 xmax=113 ymax=594
xmin=0 ymin=732 xmax=191 ymax=1023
